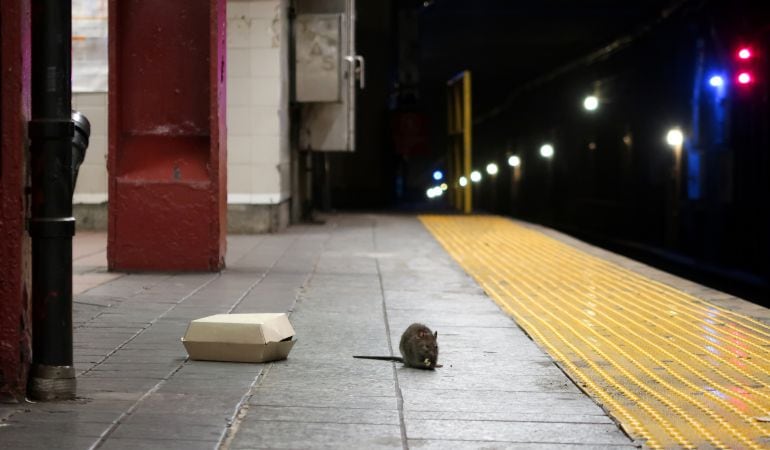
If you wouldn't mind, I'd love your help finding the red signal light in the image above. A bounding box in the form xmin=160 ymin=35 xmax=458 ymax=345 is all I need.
xmin=738 ymin=47 xmax=753 ymax=60
xmin=735 ymin=44 xmax=758 ymax=87
xmin=737 ymin=72 xmax=753 ymax=85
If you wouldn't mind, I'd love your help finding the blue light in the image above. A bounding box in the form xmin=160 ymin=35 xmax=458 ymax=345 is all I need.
xmin=687 ymin=151 xmax=702 ymax=200
xmin=708 ymin=75 xmax=724 ymax=87
xmin=432 ymin=170 xmax=443 ymax=181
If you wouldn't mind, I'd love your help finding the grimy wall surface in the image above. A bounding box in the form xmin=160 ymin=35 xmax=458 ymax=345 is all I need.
xmin=0 ymin=0 xmax=32 ymax=401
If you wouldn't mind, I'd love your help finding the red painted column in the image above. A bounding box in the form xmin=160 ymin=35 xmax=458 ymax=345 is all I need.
xmin=0 ymin=0 xmax=32 ymax=401
xmin=108 ymin=0 xmax=227 ymax=271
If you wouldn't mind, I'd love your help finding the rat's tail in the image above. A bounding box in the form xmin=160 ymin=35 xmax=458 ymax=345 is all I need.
xmin=353 ymin=355 xmax=404 ymax=363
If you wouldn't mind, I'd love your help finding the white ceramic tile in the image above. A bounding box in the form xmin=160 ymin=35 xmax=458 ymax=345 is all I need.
xmin=228 ymin=164 xmax=252 ymax=193
xmin=251 ymin=163 xmax=281 ymax=194
xmin=73 ymin=93 xmax=109 ymax=205
xmin=250 ymin=48 xmax=281 ymax=76
xmin=74 ymin=163 xmax=108 ymax=195
xmin=73 ymin=92 xmax=107 ymax=107
xmin=227 ymin=48 xmax=251 ymax=77
xmin=251 ymin=135 xmax=281 ymax=163
xmin=227 ymin=76 xmax=253 ymax=106
xmin=227 ymin=105 xmax=253 ymax=136
xmin=227 ymin=192 xmax=287 ymax=204
xmin=249 ymin=18 xmax=278 ymax=49
xmin=251 ymin=76 xmax=281 ymax=106
xmin=228 ymin=136 xmax=252 ymax=164
xmin=251 ymin=106 xmax=280 ymax=136
xmin=73 ymin=193 xmax=108 ymax=204
xmin=227 ymin=16 xmax=252 ymax=49
xmin=227 ymin=1 xmax=251 ymax=18
xmin=250 ymin=1 xmax=280 ymax=20
xmin=82 ymin=136 xmax=108 ymax=166
xmin=74 ymin=108 xmax=107 ymax=138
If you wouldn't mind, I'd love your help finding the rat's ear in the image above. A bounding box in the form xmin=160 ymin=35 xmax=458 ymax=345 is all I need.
xmin=434 ymin=331 xmax=438 ymax=339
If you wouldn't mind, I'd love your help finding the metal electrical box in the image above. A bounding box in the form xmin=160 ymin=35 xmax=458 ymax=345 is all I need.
xmin=294 ymin=0 xmax=362 ymax=152
xmin=295 ymin=14 xmax=342 ymax=102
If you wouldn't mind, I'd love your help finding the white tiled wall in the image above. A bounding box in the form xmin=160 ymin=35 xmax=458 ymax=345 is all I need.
xmin=72 ymin=93 xmax=108 ymax=204
xmin=227 ymin=0 xmax=290 ymax=205
xmin=73 ymin=0 xmax=291 ymax=208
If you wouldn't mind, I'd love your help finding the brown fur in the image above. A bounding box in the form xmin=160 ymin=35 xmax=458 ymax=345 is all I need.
xmin=354 ymin=323 xmax=440 ymax=370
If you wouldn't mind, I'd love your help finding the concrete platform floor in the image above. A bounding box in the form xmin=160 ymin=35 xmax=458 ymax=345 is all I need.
xmin=2 ymin=213 xmax=761 ymax=449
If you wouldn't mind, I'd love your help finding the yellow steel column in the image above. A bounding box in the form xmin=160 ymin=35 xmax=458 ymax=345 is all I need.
xmin=446 ymin=89 xmax=454 ymax=208
xmin=454 ymin=138 xmax=462 ymax=210
xmin=453 ymin=83 xmax=463 ymax=211
xmin=446 ymin=71 xmax=473 ymax=213
xmin=462 ymin=71 xmax=472 ymax=214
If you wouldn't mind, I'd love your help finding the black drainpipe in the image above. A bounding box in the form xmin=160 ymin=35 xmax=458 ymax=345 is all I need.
xmin=28 ymin=0 xmax=76 ymax=401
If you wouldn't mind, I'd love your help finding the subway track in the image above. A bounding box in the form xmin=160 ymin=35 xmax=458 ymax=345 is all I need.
xmin=421 ymin=214 xmax=770 ymax=449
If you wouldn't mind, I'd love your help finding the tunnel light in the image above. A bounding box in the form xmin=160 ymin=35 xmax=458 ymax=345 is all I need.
xmin=440 ymin=183 xmax=448 ymax=191
xmin=623 ymin=134 xmax=632 ymax=147
xmin=432 ymin=170 xmax=443 ymax=181
xmin=470 ymin=171 xmax=482 ymax=183
xmin=666 ymin=128 xmax=684 ymax=147
xmin=539 ymin=144 xmax=554 ymax=158
xmin=708 ymin=75 xmax=724 ymax=87
xmin=459 ymin=176 xmax=468 ymax=187
xmin=508 ymin=155 xmax=521 ymax=167
xmin=737 ymin=72 xmax=753 ymax=85
xmin=583 ymin=95 xmax=599 ymax=111
xmin=486 ymin=163 xmax=499 ymax=175
xmin=426 ymin=186 xmax=443 ymax=199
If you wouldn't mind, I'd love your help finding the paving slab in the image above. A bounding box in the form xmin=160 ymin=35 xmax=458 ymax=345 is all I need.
xmin=217 ymin=215 xmax=635 ymax=449
xmin=1 ymin=214 xmax=641 ymax=449
xmin=227 ymin=421 xmax=404 ymax=450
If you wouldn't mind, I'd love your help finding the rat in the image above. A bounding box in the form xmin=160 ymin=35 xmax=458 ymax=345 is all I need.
xmin=354 ymin=323 xmax=441 ymax=370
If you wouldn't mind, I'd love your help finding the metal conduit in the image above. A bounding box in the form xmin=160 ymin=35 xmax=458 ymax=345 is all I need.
xmin=28 ymin=0 xmax=76 ymax=401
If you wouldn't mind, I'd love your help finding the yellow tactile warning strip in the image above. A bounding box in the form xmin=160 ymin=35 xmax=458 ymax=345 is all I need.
xmin=420 ymin=215 xmax=770 ymax=449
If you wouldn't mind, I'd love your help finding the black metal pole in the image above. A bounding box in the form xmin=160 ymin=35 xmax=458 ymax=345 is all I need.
xmin=28 ymin=0 xmax=76 ymax=400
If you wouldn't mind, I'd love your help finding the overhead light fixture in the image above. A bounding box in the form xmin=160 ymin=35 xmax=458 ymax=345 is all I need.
xmin=583 ymin=95 xmax=599 ymax=111
xmin=507 ymin=155 xmax=521 ymax=167
xmin=666 ymin=128 xmax=684 ymax=147
xmin=540 ymin=144 xmax=554 ymax=158
xmin=426 ymin=186 xmax=443 ymax=199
